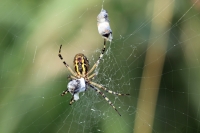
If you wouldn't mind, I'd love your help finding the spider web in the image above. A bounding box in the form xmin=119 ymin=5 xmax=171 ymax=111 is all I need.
xmin=0 ymin=0 xmax=200 ymax=133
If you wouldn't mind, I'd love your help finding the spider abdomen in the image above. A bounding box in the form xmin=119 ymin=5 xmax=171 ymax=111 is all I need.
xmin=74 ymin=53 xmax=89 ymax=76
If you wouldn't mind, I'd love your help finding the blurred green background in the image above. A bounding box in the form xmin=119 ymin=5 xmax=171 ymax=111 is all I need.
xmin=1 ymin=0 xmax=200 ymax=133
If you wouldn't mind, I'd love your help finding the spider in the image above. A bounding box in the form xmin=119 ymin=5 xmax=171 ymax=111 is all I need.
xmin=58 ymin=39 xmax=129 ymax=116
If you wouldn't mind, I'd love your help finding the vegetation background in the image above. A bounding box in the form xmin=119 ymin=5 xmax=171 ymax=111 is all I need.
xmin=0 ymin=0 xmax=200 ymax=133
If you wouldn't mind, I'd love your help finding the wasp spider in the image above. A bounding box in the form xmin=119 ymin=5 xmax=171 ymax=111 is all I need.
xmin=58 ymin=39 xmax=129 ymax=116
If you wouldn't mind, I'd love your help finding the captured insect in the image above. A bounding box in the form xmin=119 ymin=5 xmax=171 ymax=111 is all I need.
xmin=97 ymin=9 xmax=113 ymax=42
xmin=58 ymin=42 xmax=129 ymax=116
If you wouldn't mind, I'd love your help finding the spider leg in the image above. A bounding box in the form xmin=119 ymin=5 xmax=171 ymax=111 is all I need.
xmin=88 ymin=84 xmax=121 ymax=116
xmin=69 ymin=94 xmax=75 ymax=105
xmin=87 ymin=39 xmax=106 ymax=75
xmin=61 ymin=90 xmax=69 ymax=96
xmin=58 ymin=45 xmax=77 ymax=77
xmin=61 ymin=89 xmax=76 ymax=105
xmin=68 ymin=75 xmax=77 ymax=81
xmin=87 ymin=73 xmax=97 ymax=80
xmin=89 ymin=81 xmax=130 ymax=96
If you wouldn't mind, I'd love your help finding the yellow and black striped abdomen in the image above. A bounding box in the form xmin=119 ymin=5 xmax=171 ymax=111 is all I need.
xmin=73 ymin=53 xmax=89 ymax=76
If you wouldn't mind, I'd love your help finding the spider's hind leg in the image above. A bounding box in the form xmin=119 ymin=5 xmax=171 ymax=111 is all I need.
xmin=58 ymin=44 xmax=77 ymax=77
xmin=87 ymin=39 xmax=106 ymax=75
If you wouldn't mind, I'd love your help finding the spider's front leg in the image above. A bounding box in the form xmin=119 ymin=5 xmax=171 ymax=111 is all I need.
xmin=88 ymin=84 xmax=121 ymax=116
xmin=89 ymin=81 xmax=130 ymax=96
xmin=61 ymin=75 xmax=76 ymax=96
xmin=61 ymin=78 xmax=86 ymax=105
xmin=61 ymin=90 xmax=69 ymax=96
xmin=69 ymin=94 xmax=75 ymax=105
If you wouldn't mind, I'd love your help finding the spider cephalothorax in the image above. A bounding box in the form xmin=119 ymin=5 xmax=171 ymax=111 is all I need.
xmin=58 ymin=40 xmax=129 ymax=116
xmin=73 ymin=53 xmax=89 ymax=77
